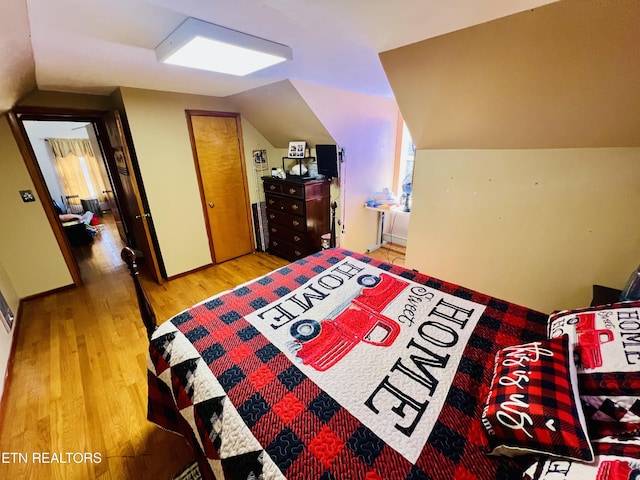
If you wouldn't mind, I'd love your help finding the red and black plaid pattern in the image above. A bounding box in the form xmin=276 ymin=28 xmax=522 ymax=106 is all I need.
xmin=482 ymin=335 xmax=594 ymax=462
xmin=593 ymin=435 xmax=640 ymax=458
xmin=148 ymin=248 xmax=549 ymax=480
xmin=548 ymin=301 xmax=640 ymax=441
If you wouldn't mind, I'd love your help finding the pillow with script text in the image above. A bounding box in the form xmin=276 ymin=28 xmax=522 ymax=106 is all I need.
xmin=481 ymin=335 xmax=594 ymax=462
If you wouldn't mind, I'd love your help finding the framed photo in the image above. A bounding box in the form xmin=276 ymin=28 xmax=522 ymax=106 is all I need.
xmin=253 ymin=149 xmax=269 ymax=172
xmin=288 ymin=141 xmax=306 ymax=159
xmin=0 ymin=290 xmax=14 ymax=332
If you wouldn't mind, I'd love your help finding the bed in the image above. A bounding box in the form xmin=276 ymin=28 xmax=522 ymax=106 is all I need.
xmin=126 ymin=248 xmax=639 ymax=480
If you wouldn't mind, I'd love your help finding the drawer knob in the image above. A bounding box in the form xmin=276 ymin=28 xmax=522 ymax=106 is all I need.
xmin=292 ymin=220 xmax=300 ymax=227
xmin=268 ymin=199 xmax=274 ymax=205
xmin=293 ymin=235 xmax=301 ymax=242
xmin=269 ymin=214 xmax=275 ymax=219
xmin=271 ymin=227 xmax=278 ymax=233
xmin=289 ymin=188 xmax=297 ymax=194
xmin=273 ymin=241 xmax=278 ymax=246
xmin=291 ymin=204 xmax=299 ymax=210
xmin=269 ymin=185 xmax=276 ymax=191
xmin=295 ymin=250 xmax=301 ymax=256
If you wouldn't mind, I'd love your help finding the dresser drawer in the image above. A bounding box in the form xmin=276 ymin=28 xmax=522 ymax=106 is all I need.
xmin=269 ymin=238 xmax=308 ymax=261
xmin=268 ymin=224 xmax=308 ymax=248
xmin=280 ymin=183 xmax=305 ymax=199
xmin=263 ymin=180 xmax=304 ymax=199
xmin=265 ymin=193 xmax=305 ymax=216
xmin=266 ymin=209 xmax=306 ymax=232
xmin=263 ymin=181 xmax=282 ymax=194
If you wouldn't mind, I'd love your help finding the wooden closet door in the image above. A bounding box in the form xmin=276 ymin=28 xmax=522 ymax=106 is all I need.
xmin=188 ymin=112 xmax=254 ymax=263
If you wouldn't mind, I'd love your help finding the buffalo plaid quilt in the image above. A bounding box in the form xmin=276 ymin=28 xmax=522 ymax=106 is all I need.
xmin=147 ymin=248 xmax=549 ymax=480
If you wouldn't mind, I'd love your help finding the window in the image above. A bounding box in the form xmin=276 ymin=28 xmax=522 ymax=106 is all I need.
xmin=395 ymin=121 xmax=415 ymax=196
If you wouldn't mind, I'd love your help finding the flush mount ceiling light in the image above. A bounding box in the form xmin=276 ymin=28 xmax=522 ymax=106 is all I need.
xmin=155 ymin=17 xmax=292 ymax=76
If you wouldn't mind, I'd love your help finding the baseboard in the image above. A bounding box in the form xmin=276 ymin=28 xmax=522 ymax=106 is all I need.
xmin=20 ymin=284 xmax=75 ymax=302
xmin=166 ymin=263 xmax=214 ymax=281
xmin=382 ymin=234 xmax=407 ymax=247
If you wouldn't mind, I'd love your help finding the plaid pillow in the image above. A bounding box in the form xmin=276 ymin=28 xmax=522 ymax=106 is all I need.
xmin=547 ymin=301 xmax=640 ymax=438
xmin=481 ymin=335 xmax=594 ymax=461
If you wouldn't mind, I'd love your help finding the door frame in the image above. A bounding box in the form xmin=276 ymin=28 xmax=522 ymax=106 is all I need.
xmin=185 ymin=110 xmax=255 ymax=263
xmin=7 ymin=106 xmax=161 ymax=285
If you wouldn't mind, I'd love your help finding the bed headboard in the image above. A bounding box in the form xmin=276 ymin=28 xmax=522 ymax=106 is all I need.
xmin=121 ymin=247 xmax=157 ymax=339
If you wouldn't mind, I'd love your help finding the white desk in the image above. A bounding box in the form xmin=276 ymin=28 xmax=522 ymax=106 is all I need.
xmin=365 ymin=205 xmax=410 ymax=253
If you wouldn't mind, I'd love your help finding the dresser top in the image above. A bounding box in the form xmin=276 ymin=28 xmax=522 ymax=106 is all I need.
xmin=262 ymin=176 xmax=328 ymax=185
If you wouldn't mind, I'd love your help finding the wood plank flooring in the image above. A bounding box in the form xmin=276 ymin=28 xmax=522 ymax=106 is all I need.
xmin=0 ymin=214 xmax=288 ymax=480
xmin=0 ymin=213 xmax=405 ymax=479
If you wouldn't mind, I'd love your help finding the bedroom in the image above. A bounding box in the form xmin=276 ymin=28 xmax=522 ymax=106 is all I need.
xmin=0 ymin=0 xmax=638 ymax=478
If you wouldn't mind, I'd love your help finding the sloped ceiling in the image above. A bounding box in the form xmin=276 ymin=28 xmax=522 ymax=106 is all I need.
xmin=0 ymin=1 xmax=35 ymax=112
xmin=228 ymin=81 xmax=334 ymax=148
xmin=1 ymin=0 xmax=559 ymax=114
xmin=380 ymin=0 xmax=640 ymax=149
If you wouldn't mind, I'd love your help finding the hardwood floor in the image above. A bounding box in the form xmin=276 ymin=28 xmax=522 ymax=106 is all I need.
xmin=0 ymin=213 xmax=406 ymax=479
xmin=0 ymin=214 xmax=288 ymax=480
xmin=366 ymin=242 xmax=406 ymax=266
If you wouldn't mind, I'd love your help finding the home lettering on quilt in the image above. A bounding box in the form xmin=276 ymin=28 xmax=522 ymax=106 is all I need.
xmin=364 ymin=298 xmax=476 ymax=437
xmin=256 ymin=260 xmax=365 ymax=329
xmin=396 ymin=286 xmax=435 ymax=326
xmin=617 ymin=309 xmax=640 ymax=365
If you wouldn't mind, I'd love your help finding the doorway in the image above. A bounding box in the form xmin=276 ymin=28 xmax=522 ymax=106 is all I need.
xmin=186 ymin=111 xmax=254 ymax=263
xmin=22 ymin=119 xmax=124 ymax=279
xmin=7 ymin=107 xmax=165 ymax=285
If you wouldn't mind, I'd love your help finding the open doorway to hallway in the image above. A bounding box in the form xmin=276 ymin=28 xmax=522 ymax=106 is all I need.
xmin=22 ymin=120 xmax=127 ymax=281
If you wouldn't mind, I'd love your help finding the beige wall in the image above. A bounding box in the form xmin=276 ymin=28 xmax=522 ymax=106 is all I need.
xmin=0 ymin=115 xmax=73 ymax=297
xmin=382 ymin=0 xmax=640 ymax=313
xmin=406 ymin=148 xmax=640 ymax=313
xmin=117 ymin=87 xmax=277 ymax=277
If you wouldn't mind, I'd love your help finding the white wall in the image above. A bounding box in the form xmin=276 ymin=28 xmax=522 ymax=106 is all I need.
xmin=406 ymin=148 xmax=640 ymax=313
xmin=292 ymin=81 xmax=399 ymax=253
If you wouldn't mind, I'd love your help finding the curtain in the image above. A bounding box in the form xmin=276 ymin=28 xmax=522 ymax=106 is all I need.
xmin=48 ymin=138 xmax=108 ymax=205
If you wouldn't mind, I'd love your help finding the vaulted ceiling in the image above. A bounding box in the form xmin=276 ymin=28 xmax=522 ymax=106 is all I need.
xmin=0 ymin=0 xmax=556 ymax=114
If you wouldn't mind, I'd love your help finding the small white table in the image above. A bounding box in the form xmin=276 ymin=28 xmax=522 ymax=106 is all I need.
xmin=365 ymin=205 xmax=410 ymax=253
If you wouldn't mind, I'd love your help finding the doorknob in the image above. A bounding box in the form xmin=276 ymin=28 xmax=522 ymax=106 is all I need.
xmin=208 ymin=202 xmax=214 ymax=208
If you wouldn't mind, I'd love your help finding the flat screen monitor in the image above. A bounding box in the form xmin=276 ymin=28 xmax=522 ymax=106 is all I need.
xmin=316 ymin=144 xmax=339 ymax=179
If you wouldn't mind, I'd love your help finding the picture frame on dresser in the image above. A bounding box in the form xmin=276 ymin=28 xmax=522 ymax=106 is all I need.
xmin=287 ymin=141 xmax=306 ymax=158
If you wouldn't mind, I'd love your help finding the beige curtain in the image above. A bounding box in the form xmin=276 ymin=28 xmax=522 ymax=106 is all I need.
xmin=48 ymin=138 xmax=108 ymax=203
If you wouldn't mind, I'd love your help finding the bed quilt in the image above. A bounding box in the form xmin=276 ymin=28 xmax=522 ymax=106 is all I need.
xmin=147 ymin=248 xmax=548 ymax=480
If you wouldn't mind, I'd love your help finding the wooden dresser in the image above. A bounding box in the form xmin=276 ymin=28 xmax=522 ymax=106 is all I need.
xmin=263 ymin=176 xmax=330 ymax=262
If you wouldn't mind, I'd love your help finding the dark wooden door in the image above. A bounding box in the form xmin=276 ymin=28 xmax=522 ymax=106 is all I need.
xmin=103 ymin=111 xmax=163 ymax=283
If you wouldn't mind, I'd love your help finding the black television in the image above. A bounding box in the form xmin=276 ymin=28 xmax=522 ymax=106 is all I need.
xmin=315 ymin=144 xmax=340 ymax=179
